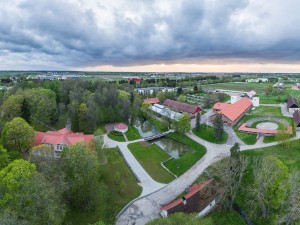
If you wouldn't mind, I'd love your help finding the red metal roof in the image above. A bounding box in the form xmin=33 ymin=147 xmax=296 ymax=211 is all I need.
xmin=213 ymin=102 xmax=229 ymax=111
xmin=114 ymin=123 xmax=128 ymax=130
xmin=218 ymin=98 xmax=252 ymax=122
xmin=164 ymin=99 xmax=201 ymax=114
xmin=35 ymin=128 xmax=94 ymax=146
xmin=160 ymin=179 xmax=214 ymax=211
xmin=143 ymin=98 xmax=160 ymax=104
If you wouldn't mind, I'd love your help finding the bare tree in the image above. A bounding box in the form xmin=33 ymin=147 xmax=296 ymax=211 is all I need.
xmin=278 ymin=170 xmax=300 ymax=225
xmin=247 ymin=156 xmax=289 ymax=220
xmin=212 ymin=155 xmax=248 ymax=210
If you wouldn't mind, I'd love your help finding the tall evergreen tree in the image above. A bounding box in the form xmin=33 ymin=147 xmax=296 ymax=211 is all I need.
xmin=21 ymin=98 xmax=31 ymax=122
xmin=195 ymin=113 xmax=201 ymax=131
xmin=213 ymin=114 xmax=224 ymax=140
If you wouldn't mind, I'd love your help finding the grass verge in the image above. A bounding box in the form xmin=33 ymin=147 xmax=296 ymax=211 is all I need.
xmin=126 ymin=126 xmax=142 ymax=141
xmin=164 ymin=132 xmax=206 ymax=176
xmin=128 ymin=142 xmax=175 ymax=183
xmin=192 ymin=124 xmax=228 ymax=144
xmin=108 ymin=131 xmax=126 ymax=142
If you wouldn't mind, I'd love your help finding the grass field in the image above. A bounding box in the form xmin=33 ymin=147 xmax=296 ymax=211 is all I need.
xmin=164 ymin=132 xmax=206 ymax=176
xmin=128 ymin=142 xmax=175 ymax=183
xmin=65 ymin=148 xmax=142 ymax=225
xmin=206 ymin=82 xmax=275 ymax=93
xmin=192 ymin=124 xmax=228 ymax=144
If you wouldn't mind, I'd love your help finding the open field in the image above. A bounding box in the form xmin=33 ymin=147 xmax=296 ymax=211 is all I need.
xmin=206 ymin=82 xmax=275 ymax=93
xmin=192 ymin=124 xmax=228 ymax=144
xmin=65 ymin=148 xmax=142 ymax=225
xmin=128 ymin=142 xmax=175 ymax=183
xmin=164 ymin=132 xmax=206 ymax=176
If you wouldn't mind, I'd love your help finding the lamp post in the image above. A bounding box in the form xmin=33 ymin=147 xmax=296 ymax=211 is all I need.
xmin=176 ymin=164 xmax=179 ymax=177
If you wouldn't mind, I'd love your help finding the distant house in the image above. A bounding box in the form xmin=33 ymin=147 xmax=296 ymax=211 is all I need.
xmin=293 ymin=111 xmax=300 ymax=129
xmin=212 ymin=98 xmax=252 ymax=126
xmin=231 ymin=90 xmax=259 ymax=107
xmin=292 ymin=83 xmax=300 ymax=90
xmin=135 ymin=87 xmax=176 ymax=95
xmin=35 ymin=128 xmax=94 ymax=158
xmin=160 ymin=179 xmax=217 ymax=218
xmin=246 ymin=78 xmax=269 ymax=83
xmin=245 ymin=90 xmax=256 ymax=99
xmin=143 ymin=98 xmax=160 ymax=104
xmin=287 ymin=97 xmax=299 ymax=113
xmin=128 ymin=77 xmax=142 ymax=84
xmin=163 ymin=99 xmax=201 ymax=118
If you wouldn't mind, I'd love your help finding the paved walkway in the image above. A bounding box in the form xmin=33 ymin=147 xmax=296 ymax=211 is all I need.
xmin=280 ymin=103 xmax=293 ymax=118
xmin=103 ymin=135 xmax=166 ymax=197
xmin=116 ymin=133 xmax=231 ymax=225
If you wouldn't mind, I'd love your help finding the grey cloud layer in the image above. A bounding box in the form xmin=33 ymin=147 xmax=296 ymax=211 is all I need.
xmin=1 ymin=0 xmax=300 ymax=69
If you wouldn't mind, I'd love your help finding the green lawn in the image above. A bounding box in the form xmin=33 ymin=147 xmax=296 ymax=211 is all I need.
xmin=192 ymin=125 xmax=228 ymax=144
xmin=108 ymin=131 xmax=126 ymax=142
xmin=126 ymin=126 xmax=142 ymax=141
xmin=65 ymin=148 xmax=142 ymax=225
xmin=108 ymin=126 xmax=142 ymax=142
xmin=164 ymin=132 xmax=206 ymax=176
xmin=128 ymin=142 xmax=175 ymax=183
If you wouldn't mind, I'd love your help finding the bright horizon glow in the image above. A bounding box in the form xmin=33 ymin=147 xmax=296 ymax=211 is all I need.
xmin=77 ymin=63 xmax=300 ymax=73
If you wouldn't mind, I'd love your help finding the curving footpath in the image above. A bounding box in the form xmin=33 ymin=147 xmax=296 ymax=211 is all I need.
xmin=111 ymin=121 xmax=300 ymax=225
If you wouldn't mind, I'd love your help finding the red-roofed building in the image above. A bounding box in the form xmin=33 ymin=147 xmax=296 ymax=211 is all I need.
xmin=35 ymin=128 xmax=94 ymax=157
xmin=128 ymin=77 xmax=142 ymax=84
xmin=164 ymin=99 xmax=201 ymax=119
xmin=212 ymin=98 xmax=252 ymax=126
xmin=143 ymin=98 xmax=160 ymax=104
xmin=160 ymin=179 xmax=217 ymax=218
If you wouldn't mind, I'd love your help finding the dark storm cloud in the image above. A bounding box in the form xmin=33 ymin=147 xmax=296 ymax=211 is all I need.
xmin=1 ymin=0 xmax=300 ymax=69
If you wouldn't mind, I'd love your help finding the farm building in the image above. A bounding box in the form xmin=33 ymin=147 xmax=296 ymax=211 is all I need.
xmin=212 ymin=98 xmax=252 ymax=126
xmin=135 ymin=87 xmax=176 ymax=95
xmin=150 ymin=104 xmax=182 ymax=121
xmin=160 ymin=179 xmax=217 ymax=218
xmin=35 ymin=128 xmax=94 ymax=158
xmin=163 ymin=99 xmax=201 ymax=118
xmin=231 ymin=90 xmax=259 ymax=107
xmin=293 ymin=110 xmax=300 ymax=129
xmin=292 ymin=83 xmax=300 ymax=90
xmin=287 ymin=97 xmax=299 ymax=113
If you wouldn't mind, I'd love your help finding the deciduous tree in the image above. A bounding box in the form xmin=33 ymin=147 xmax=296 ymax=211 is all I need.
xmin=177 ymin=113 xmax=191 ymax=134
xmin=195 ymin=112 xmax=201 ymax=131
xmin=1 ymin=117 xmax=35 ymax=154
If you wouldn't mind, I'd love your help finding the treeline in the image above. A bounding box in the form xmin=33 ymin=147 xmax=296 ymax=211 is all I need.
xmin=0 ymin=80 xmax=142 ymax=134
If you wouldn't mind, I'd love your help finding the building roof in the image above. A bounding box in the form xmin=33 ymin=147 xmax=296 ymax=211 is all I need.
xmin=114 ymin=123 xmax=128 ymax=130
xmin=164 ymin=99 xmax=201 ymax=114
xmin=287 ymin=97 xmax=299 ymax=109
xmin=143 ymin=98 xmax=160 ymax=104
xmin=213 ymin=102 xmax=229 ymax=111
xmin=160 ymin=179 xmax=216 ymax=215
xmin=35 ymin=128 xmax=94 ymax=146
xmin=246 ymin=90 xmax=256 ymax=98
xmin=150 ymin=104 xmax=181 ymax=121
xmin=293 ymin=110 xmax=300 ymax=126
xmin=217 ymin=98 xmax=252 ymax=122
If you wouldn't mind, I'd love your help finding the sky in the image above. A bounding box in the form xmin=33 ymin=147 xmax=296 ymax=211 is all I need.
xmin=1 ymin=0 xmax=300 ymax=72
